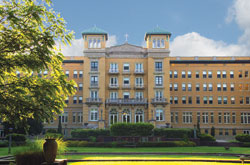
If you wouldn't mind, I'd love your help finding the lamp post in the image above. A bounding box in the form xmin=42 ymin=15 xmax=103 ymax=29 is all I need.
xmin=8 ymin=127 xmax=13 ymax=154
xmin=193 ymin=124 xmax=197 ymax=139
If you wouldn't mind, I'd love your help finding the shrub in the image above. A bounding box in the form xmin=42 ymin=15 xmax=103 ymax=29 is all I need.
xmin=198 ymin=133 xmax=216 ymax=142
xmin=235 ymin=134 xmax=250 ymax=142
xmin=6 ymin=133 xmax=26 ymax=142
xmin=86 ymin=142 xmax=113 ymax=147
xmin=110 ymin=123 xmax=154 ymax=136
xmin=242 ymin=142 xmax=250 ymax=147
xmin=71 ymin=129 xmax=110 ymax=139
xmin=0 ymin=141 xmax=8 ymax=147
xmin=46 ymin=129 xmax=57 ymax=133
xmin=45 ymin=133 xmax=63 ymax=139
xmin=136 ymin=141 xmax=196 ymax=147
xmin=15 ymin=151 xmax=45 ymax=165
xmin=153 ymin=128 xmax=193 ymax=138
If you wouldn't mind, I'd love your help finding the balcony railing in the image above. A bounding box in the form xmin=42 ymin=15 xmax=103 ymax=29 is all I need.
xmin=106 ymin=98 xmax=148 ymax=106
xmin=151 ymin=98 xmax=168 ymax=106
xmin=89 ymin=82 xmax=99 ymax=88
xmin=122 ymin=84 xmax=131 ymax=89
xmin=109 ymin=84 xmax=119 ymax=89
xmin=109 ymin=69 xmax=119 ymax=74
xmin=122 ymin=70 xmax=131 ymax=74
xmin=134 ymin=84 xmax=144 ymax=89
xmin=134 ymin=69 xmax=144 ymax=74
xmin=85 ymin=98 xmax=102 ymax=106
xmin=155 ymin=68 xmax=163 ymax=72
xmin=90 ymin=68 xmax=98 ymax=72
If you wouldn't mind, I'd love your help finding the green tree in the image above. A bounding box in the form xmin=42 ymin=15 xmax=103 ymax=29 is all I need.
xmin=0 ymin=0 xmax=75 ymax=128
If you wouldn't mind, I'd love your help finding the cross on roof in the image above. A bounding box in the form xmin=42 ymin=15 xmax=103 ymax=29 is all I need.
xmin=125 ymin=33 xmax=128 ymax=42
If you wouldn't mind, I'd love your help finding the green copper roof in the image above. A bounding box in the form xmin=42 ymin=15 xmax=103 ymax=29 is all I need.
xmin=82 ymin=26 xmax=108 ymax=40
xmin=145 ymin=27 xmax=171 ymax=40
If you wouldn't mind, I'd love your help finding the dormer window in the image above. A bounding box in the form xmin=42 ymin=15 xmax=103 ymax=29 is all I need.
xmin=152 ymin=38 xmax=165 ymax=48
xmin=88 ymin=37 xmax=101 ymax=48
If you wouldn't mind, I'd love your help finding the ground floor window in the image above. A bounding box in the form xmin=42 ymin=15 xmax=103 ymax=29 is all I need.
xmin=90 ymin=109 xmax=98 ymax=121
xmin=156 ymin=109 xmax=164 ymax=121
xmin=122 ymin=109 xmax=131 ymax=123
xmin=135 ymin=109 xmax=144 ymax=123
xmin=243 ymin=130 xmax=250 ymax=135
xmin=109 ymin=109 xmax=118 ymax=125
xmin=59 ymin=112 xmax=68 ymax=123
xmin=78 ymin=112 xmax=83 ymax=123
xmin=182 ymin=112 xmax=192 ymax=124
xmin=241 ymin=113 xmax=250 ymax=124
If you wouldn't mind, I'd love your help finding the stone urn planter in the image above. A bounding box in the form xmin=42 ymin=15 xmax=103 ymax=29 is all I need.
xmin=43 ymin=138 xmax=58 ymax=164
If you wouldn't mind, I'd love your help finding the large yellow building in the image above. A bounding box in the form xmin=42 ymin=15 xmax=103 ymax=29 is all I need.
xmin=44 ymin=27 xmax=250 ymax=139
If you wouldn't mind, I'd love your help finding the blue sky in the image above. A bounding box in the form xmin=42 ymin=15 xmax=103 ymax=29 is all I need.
xmin=54 ymin=0 xmax=250 ymax=57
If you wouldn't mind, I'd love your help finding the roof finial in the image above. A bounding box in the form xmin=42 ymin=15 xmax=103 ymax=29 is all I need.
xmin=124 ymin=33 xmax=129 ymax=43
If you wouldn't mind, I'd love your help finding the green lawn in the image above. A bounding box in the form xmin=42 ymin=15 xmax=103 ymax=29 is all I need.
xmin=1 ymin=146 xmax=249 ymax=156
xmin=65 ymin=146 xmax=250 ymax=154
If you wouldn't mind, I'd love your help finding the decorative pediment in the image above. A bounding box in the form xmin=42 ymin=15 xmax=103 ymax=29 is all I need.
xmin=106 ymin=43 xmax=146 ymax=56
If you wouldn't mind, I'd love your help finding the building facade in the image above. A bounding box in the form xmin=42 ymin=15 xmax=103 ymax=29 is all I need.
xmin=44 ymin=27 xmax=250 ymax=139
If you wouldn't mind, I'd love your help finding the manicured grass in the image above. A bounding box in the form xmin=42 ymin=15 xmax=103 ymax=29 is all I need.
xmin=66 ymin=146 xmax=250 ymax=154
xmin=0 ymin=146 xmax=29 ymax=156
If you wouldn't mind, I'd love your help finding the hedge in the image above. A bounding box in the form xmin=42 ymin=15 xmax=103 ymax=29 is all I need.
xmin=153 ymin=128 xmax=194 ymax=138
xmin=0 ymin=141 xmax=8 ymax=147
xmin=110 ymin=123 xmax=154 ymax=136
xmin=66 ymin=140 xmax=196 ymax=148
xmin=6 ymin=133 xmax=26 ymax=142
xmin=71 ymin=129 xmax=110 ymax=138
xmin=242 ymin=142 xmax=250 ymax=147
xmin=235 ymin=134 xmax=250 ymax=142
xmin=198 ymin=133 xmax=216 ymax=142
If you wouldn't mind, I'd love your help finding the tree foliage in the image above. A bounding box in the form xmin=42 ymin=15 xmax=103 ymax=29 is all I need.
xmin=0 ymin=0 xmax=75 ymax=127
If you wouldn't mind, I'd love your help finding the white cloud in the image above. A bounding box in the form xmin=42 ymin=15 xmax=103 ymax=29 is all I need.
xmin=171 ymin=0 xmax=250 ymax=57
xmin=59 ymin=35 xmax=117 ymax=56
xmin=171 ymin=32 xmax=248 ymax=57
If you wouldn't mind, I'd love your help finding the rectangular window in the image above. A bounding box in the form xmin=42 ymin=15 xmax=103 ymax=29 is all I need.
xmin=222 ymin=71 xmax=227 ymax=78
xmin=231 ymin=96 xmax=235 ymax=104
xmin=73 ymin=96 xmax=77 ymax=104
xmin=241 ymin=113 xmax=250 ymax=124
xmin=43 ymin=70 xmax=48 ymax=76
xmin=232 ymin=112 xmax=236 ymax=124
xmin=170 ymin=83 xmax=172 ymax=91
xmin=224 ymin=112 xmax=230 ymax=124
xmin=78 ymin=112 xmax=83 ymax=123
xmin=208 ymin=71 xmax=212 ymax=78
xmin=135 ymin=63 xmax=143 ymax=73
xmin=210 ymin=112 xmax=214 ymax=124
xmin=59 ymin=112 xmax=68 ymax=123
xmin=73 ymin=70 xmax=78 ymax=78
xmin=90 ymin=109 xmax=98 ymax=121
xmin=123 ymin=77 xmax=130 ymax=84
xmin=170 ymin=71 xmax=173 ymax=78
xmin=240 ymin=96 xmax=244 ymax=104
xmin=223 ymin=96 xmax=228 ymax=104
xmin=239 ymin=84 xmax=243 ymax=90
xmin=196 ymin=71 xmax=199 ymax=78
xmin=171 ymin=112 xmax=174 ymax=123
xmin=246 ymin=97 xmax=250 ymax=104
xmin=155 ymin=62 xmax=162 ymax=72
xmin=245 ymin=71 xmax=249 ymax=78
xmin=208 ymin=83 xmax=213 ymax=91
xmin=110 ymin=92 xmax=118 ymax=99
xmin=239 ymin=70 xmax=242 ymax=78
xmin=170 ymin=96 xmax=173 ymax=104
xmin=79 ymin=71 xmax=83 ymax=78
xmin=230 ymin=71 xmax=234 ymax=78
xmin=135 ymin=77 xmax=143 ymax=86
xmin=182 ymin=83 xmax=186 ymax=91
xmin=72 ymin=112 xmax=76 ymax=123
xmin=225 ymin=129 xmax=229 ymax=136
xmin=90 ymin=76 xmax=98 ymax=86
xmin=196 ymin=96 xmax=200 ymax=104
xmin=175 ymin=112 xmax=178 ymax=123
xmin=203 ymin=96 xmax=208 ymax=104
xmin=78 ymin=96 xmax=82 ymax=104
xmin=110 ymin=63 xmax=118 ymax=72
xmin=218 ymin=112 xmax=222 ymax=124
xmin=155 ymin=91 xmax=163 ymax=99
xmin=231 ymin=84 xmax=234 ymax=91
xmin=196 ymin=83 xmax=200 ymax=91
xmin=135 ymin=92 xmax=143 ymax=99
xmin=91 ymin=61 xmax=98 ymax=71
xmin=156 ymin=109 xmax=164 ymax=121
xmin=188 ymin=83 xmax=192 ymax=91
xmin=155 ymin=76 xmax=163 ymax=86
xmin=174 ymin=96 xmax=178 ymax=104
xmin=182 ymin=112 xmax=192 ymax=124
xmin=203 ymin=71 xmax=207 ymax=78
xmin=197 ymin=112 xmax=200 ymax=123
xmin=217 ymin=84 xmax=221 ymax=91
xmin=202 ymin=112 xmax=209 ymax=124
xmin=65 ymin=96 xmax=69 ymax=104
xmin=182 ymin=96 xmax=186 ymax=104
xmin=123 ymin=92 xmax=130 ymax=99
xmin=174 ymin=71 xmax=178 ymax=78
xmin=90 ymin=91 xmax=98 ymax=99
xmin=65 ymin=70 xmax=69 ymax=77
xmin=182 ymin=71 xmax=186 ymax=78
xmin=79 ymin=83 xmax=83 ymax=91
xmin=233 ymin=129 xmax=236 ymax=136
xmin=219 ymin=129 xmax=223 ymax=135
xmin=217 ymin=71 xmax=221 ymax=78
xmin=188 ymin=96 xmax=192 ymax=104
xmin=74 ymin=84 xmax=77 ymax=90
xmin=218 ymin=96 xmax=222 ymax=104
xmin=203 ymin=84 xmax=207 ymax=91
xmin=223 ymin=83 xmax=227 ymax=91
xmin=123 ymin=63 xmax=130 ymax=72
xmin=245 ymin=84 xmax=249 ymax=91
xmin=209 ymin=96 xmax=213 ymax=104
xmin=188 ymin=71 xmax=192 ymax=78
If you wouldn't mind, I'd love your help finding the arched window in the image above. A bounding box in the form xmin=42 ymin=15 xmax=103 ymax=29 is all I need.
xmin=157 ymin=39 xmax=161 ymax=48
xmin=89 ymin=39 xmax=92 ymax=48
xmin=109 ymin=109 xmax=118 ymax=125
xmin=135 ymin=109 xmax=144 ymax=123
xmin=122 ymin=109 xmax=130 ymax=123
xmin=93 ymin=39 xmax=97 ymax=48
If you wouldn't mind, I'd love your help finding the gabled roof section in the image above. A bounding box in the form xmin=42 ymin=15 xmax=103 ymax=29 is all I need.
xmin=145 ymin=27 xmax=172 ymax=40
xmin=82 ymin=26 xmax=108 ymax=40
xmin=106 ymin=43 xmax=147 ymax=57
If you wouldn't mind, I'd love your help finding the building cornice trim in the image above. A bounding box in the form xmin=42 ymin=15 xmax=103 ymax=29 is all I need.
xmin=170 ymin=60 xmax=250 ymax=64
